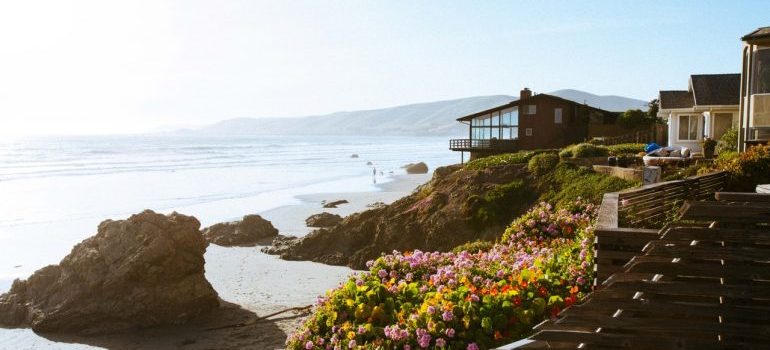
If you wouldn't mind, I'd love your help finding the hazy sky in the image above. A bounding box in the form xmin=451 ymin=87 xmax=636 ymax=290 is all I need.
xmin=0 ymin=1 xmax=767 ymax=135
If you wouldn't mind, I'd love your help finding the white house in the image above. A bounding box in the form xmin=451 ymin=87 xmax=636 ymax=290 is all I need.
xmin=658 ymin=74 xmax=740 ymax=152
xmin=738 ymin=26 xmax=770 ymax=151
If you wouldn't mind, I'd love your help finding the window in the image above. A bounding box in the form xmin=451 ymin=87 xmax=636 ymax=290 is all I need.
xmin=678 ymin=115 xmax=701 ymax=141
xmin=524 ymin=105 xmax=537 ymax=115
xmin=554 ymin=108 xmax=563 ymax=124
xmin=525 ymin=128 xmax=533 ymax=136
xmin=751 ymin=46 xmax=770 ymax=94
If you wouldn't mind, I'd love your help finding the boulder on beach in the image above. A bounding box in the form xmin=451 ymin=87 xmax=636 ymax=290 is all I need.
xmin=404 ymin=162 xmax=429 ymax=174
xmin=350 ymin=154 xmax=359 ymax=158
xmin=260 ymin=234 xmax=299 ymax=255
xmin=203 ymin=214 xmax=278 ymax=247
xmin=306 ymin=212 xmax=343 ymax=227
xmin=366 ymin=161 xmax=373 ymax=165
xmin=0 ymin=210 xmax=219 ymax=334
xmin=322 ymin=199 xmax=348 ymax=208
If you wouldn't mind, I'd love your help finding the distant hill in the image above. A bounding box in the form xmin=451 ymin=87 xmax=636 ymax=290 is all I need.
xmin=550 ymin=89 xmax=648 ymax=112
xmin=184 ymin=90 xmax=649 ymax=137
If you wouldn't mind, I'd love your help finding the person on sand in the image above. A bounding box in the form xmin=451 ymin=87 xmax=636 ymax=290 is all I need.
xmin=372 ymin=167 xmax=377 ymax=184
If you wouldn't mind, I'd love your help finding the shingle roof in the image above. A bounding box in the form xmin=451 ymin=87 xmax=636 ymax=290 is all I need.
xmin=659 ymin=90 xmax=693 ymax=109
xmin=742 ymin=26 xmax=770 ymax=42
xmin=690 ymin=74 xmax=740 ymax=106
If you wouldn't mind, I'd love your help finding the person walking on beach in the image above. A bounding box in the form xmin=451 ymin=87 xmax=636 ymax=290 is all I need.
xmin=372 ymin=167 xmax=377 ymax=184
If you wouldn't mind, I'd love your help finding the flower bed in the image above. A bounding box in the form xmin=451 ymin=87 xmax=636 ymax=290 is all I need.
xmin=287 ymin=201 xmax=597 ymax=350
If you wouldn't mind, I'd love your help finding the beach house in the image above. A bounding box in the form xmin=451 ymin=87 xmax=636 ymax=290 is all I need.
xmin=449 ymin=88 xmax=617 ymax=160
xmin=738 ymin=26 xmax=770 ymax=151
xmin=658 ymin=74 xmax=740 ymax=153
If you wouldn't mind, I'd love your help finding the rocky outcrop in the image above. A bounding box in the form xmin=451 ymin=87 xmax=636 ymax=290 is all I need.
xmin=404 ymin=162 xmax=429 ymax=174
xmin=260 ymin=235 xmax=299 ymax=256
xmin=305 ymin=213 xmax=343 ymax=227
xmin=280 ymin=163 xmax=534 ymax=268
xmin=203 ymin=214 xmax=278 ymax=247
xmin=0 ymin=210 xmax=219 ymax=334
xmin=322 ymin=200 xmax=348 ymax=208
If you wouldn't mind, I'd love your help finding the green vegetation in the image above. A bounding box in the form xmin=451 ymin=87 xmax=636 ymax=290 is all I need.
xmin=470 ymin=180 xmax=534 ymax=228
xmin=539 ymin=163 xmax=638 ymax=207
xmin=451 ymin=240 xmax=494 ymax=254
xmin=559 ymin=143 xmax=609 ymax=158
xmin=617 ymin=109 xmax=653 ymax=129
xmin=712 ymin=144 xmax=770 ymax=191
xmin=606 ymin=143 xmax=645 ymax=156
xmin=716 ymin=127 xmax=738 ymax=155
xmin=527 ymin=153 xmax=559 ymax=176
xmin=464 ymin=151 xmax=535 ymax=170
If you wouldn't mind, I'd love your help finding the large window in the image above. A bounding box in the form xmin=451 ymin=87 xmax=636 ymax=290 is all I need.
xmin=470 ymin=108 xmax=519 ymax=141
xmin=524 ymin=105 xmax=537 ymax=115
xmin=678 ymin=115 xmax=702 ymax=141
xmin=751 ymin=46 xmax=770 ymax=94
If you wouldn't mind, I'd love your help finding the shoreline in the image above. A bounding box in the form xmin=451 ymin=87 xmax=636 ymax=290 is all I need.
xmin=0 ymin=172 xmax=435 ymax=349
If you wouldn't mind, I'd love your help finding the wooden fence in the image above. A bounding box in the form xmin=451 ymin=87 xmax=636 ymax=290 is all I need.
xmin=507 ymin=192 xmax=770 ymax=349
xmin=593 ymin=171 xmax=727 ymax=283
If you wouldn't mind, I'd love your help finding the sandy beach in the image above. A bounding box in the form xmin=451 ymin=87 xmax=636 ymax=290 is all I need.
xmin=0 ymin=173 xmax=432 ymax=350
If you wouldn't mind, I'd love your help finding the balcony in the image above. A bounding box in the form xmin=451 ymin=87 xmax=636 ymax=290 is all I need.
xmin=449 ymin=138 xmax=518 ymax=152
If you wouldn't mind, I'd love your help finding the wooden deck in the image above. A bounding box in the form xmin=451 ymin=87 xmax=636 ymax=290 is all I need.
xmin=508 ymin=192 xmax=770 ymax=349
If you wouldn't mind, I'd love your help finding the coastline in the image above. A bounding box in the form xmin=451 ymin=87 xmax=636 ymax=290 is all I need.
xmin=0 ymin=172 xmax=435 ymax=349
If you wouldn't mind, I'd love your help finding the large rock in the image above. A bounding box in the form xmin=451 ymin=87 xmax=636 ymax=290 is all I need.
xmin=203 ymin=214 xmax=278 ymax=247
xmin=305 ymin=213 xmax=343 ymax=227
xmin=0 ymin=210 xmax=219 ymax=334
xmin=404 ymin=162 xmax=429 ymax=174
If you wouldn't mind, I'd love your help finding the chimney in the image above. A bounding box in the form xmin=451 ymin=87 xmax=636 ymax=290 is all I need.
xmin=520 ymin=88 xmax=532 ymax=101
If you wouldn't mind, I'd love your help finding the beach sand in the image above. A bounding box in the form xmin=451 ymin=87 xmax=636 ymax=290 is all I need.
xmin=0 ymin=173 xmax=431 ymax=350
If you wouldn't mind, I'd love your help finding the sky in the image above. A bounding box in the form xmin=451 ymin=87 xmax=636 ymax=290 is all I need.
xmin=0 ymin=1 xmax=767 ymax=136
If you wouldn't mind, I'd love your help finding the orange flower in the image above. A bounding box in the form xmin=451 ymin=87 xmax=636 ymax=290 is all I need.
xmin=494 ymin=330 xmax=503 ymax=340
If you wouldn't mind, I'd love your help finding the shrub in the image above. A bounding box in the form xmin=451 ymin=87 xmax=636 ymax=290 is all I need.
xmin=452 ymin=240 xmax=494 ymax=254
xmin=716 ymin=127 xmax=738 ymax=155
xmin=607 ymin=143 xmax=645 ymax=156
xmin=464 ymin=151 xmax=534 ymax=170
xmin=472 ymin=180 xmax=534 ymax=227
xmin=527 ymin=153 xmax=559 ymax=176
xmin=287 ymin=201 xmax=597 ymax=350
xmin=540 ymin=163 xmax=638 ymax=206
xmin=714 ymin=144 xmax=770 ymax=191
xmin=559 ymin=143 xmax=609 ymax=159
xmin=617 ymin=109 xmax=651 ymax=129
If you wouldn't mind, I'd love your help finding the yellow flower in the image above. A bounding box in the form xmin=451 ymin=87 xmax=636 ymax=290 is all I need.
xmin=347 ymin=331 xmax=356 ymax=340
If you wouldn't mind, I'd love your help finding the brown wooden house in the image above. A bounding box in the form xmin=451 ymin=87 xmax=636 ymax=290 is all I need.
xmin=450 ymin=88 xmax=617 ymax=160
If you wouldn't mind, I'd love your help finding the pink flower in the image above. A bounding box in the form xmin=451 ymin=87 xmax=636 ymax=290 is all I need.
xmin=445 ymin=328 xmax=455 ymax=338
xmin=348 ymin=339 xmax=356 ymax=349
xmin=435 ymin=338 xmax=446 ymax=347
xmin=442 ymin=310 xmax=454 ymax=321
xmin=467 ymin=343 xmax=480 ymax=350
xmin=305 ymin=340 xmax=314 ymax=349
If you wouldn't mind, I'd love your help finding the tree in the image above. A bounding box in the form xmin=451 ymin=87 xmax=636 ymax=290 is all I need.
xmin=647 ymin=99 xmax=660 ymax=121
xmin=617 ymin=109 xmax=649 ymax=129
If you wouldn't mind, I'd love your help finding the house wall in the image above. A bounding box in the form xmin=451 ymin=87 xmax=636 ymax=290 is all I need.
xmin=516 ymin=96 xmax=591 ymax=150
xmin=662 ymin=107 xmax=738 ymax=153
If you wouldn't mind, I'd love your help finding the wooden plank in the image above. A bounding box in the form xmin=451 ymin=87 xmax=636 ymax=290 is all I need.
xmin=602 ymin=280 xmax=770 ymax=299
xmin=680 ymin=201 xmax=770 ymax=223
xmin=529 ymin=329 xmax=737 ymax=349
xmin=644 ymin=241 xmax=770 ymax=262
xmin=596 ymin=193 xmax=619 ymax=230
xmin=660 ymin=227 xmax=770 ymax=242
xmin=624 ymin=260 xmax=770 ymax=279
xmin=716 ymin=192 xmax=770 ymax=202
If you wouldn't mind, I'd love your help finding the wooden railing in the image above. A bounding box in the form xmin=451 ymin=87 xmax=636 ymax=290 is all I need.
xmin=449 ymin=138 xmax=518 ymax=151
xmin=593 ymin=171 xmax=727 ymax=283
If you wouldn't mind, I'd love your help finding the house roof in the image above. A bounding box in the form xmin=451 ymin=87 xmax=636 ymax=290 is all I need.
xmin=659 ymin=73 xmax=740 ymax=111
xmin=742 ymin=26 xmax=770 ymax=42
xmin=455 ymin=93 xmax=613 ymax=121
xmin=690 ymin=74 xmax=741 ymax=106
xmin=659 ymin=90 xmax=694 ymax=109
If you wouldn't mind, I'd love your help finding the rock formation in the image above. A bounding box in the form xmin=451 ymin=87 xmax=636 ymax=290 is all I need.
xmin=279 ymin=164 xmax=534 ymax=268
xmin=203 ymin=214 xmax=278 ymax=246
xmin=0 ymin=210 xmax=219 ymax=334
xmin=322 ymin=199 xmax=348 ymax=208
xmin=305 ymin=213 xmax=343 ymax=227
xmin=404 ymin=162 xmax=429 ymax=174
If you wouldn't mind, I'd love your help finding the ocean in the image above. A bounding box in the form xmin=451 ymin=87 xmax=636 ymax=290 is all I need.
xmin=0 ymin=134 xmax=458 ymax=291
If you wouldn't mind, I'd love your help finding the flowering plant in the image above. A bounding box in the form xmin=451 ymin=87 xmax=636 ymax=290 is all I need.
xmin=287 ymin=201 xmax=596 ymax=350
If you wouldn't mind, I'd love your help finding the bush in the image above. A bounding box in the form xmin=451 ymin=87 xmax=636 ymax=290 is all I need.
xmin=287 ymin=201 xmax=597 ymax=350
xmin=452 ymin=240 xmax=494 ymax=254
xmin=716 ymin=127 xmax=738 ymax=155
xmin=527 ymin=153 xmax=559 ymax=176
xmin=540 ymin=163 xmax=638 ymax=206
xmin=560 ymin=143 xmax=609 ymax=159
xmin=617 ymin=109 xmax=651 ymax=129
xmin=607 ymin=143 xmax=645 ymax=156
xmin=714 ymin=144 xmax=770 ymax=191
xmin=464 ymin=151 xmax=534 ymax=170
xmin=472 ymin=180 xmax=534 ymax=228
